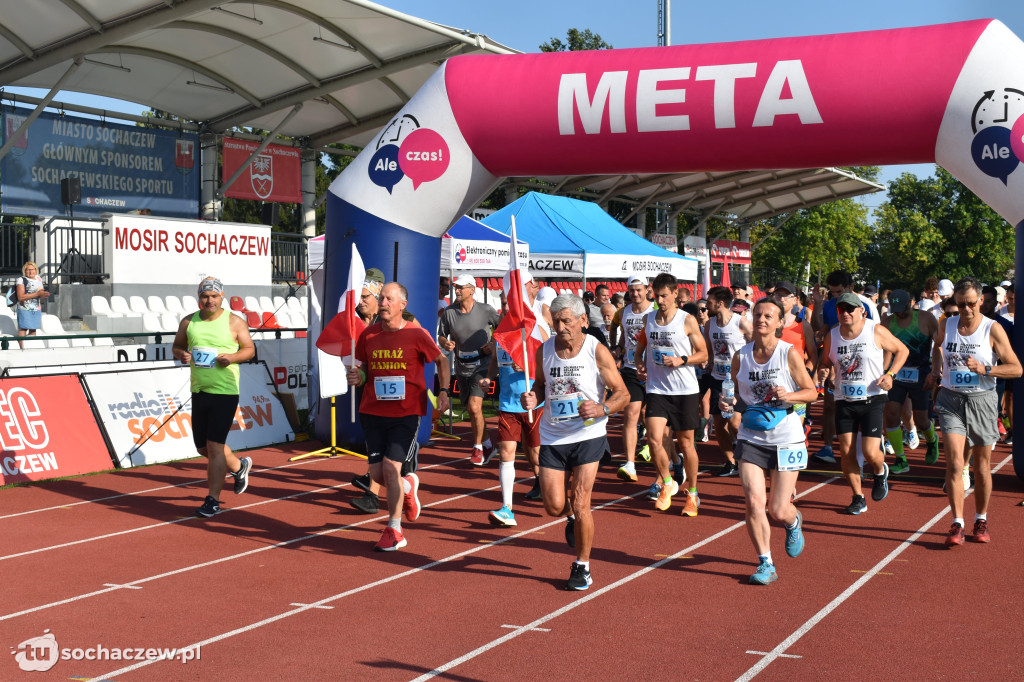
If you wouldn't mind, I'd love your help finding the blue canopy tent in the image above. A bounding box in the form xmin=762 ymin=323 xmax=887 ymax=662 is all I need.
xmin=441 ymin=215 xmax=529 ymax=278
xmin=481 ymin=192 xmax=698 ymax=282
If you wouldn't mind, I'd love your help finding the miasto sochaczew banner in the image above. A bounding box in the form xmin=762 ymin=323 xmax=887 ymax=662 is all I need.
xmin=0 ymin=375 xmax=114 ymax=485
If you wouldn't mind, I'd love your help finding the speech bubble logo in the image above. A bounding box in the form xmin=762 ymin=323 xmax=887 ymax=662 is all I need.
xmin=971 ymin=125 xmax=1019 ymax=185
xmin=398 ymin=128 xmax=450 ymax=190
xmin=13 ymin=630 xmax=60 ymax=672
xmin=1011 ymin=113 xmax=1024 ymax=168
xmin=367 ymin=144 xmax=404 ymax=194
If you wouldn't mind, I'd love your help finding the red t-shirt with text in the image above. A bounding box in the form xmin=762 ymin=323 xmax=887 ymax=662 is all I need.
xmin=356 ymin=321 xmax=441 ymax=417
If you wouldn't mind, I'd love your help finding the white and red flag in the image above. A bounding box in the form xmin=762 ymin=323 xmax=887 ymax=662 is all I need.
xmin=316 ymin=244 xmax=366 ymax=359
xmin=493 ymin=216 xmax=543 ymax=380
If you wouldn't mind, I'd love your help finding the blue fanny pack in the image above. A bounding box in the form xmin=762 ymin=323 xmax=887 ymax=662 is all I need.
xmin=741 ymin=405 xmax=794 ymax=431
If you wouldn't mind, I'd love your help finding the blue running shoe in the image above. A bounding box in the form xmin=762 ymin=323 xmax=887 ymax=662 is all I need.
xmin=488 ymin=505 xmax=517 ymax=527
xmin=749 ymin=559 xmax=778 ymax=585
xmin=871 ymin=462 xmax=890 ymax=502
xmin=812 ymin=446 xmax=836 ymax=465
xmin=785 ymin=511 xmax=805 ymax=558
xmin=645 ymin=481 xmax=662 ymax=501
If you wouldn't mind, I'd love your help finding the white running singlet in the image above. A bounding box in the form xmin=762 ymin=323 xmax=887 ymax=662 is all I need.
xmin=708 ymin=313 xmax=746 ymax=380
xmin=829 ymin=319 xmax=886 ymax=402
xmin=539 ymin=334 xmax=608 ymax=445
xmin=643 ymin=308 xmax=698 ymax=395
xmin=735 ymin=340 xmax=804 ymax=446
xmin=941 ymin=316 xmax=997 ymax=393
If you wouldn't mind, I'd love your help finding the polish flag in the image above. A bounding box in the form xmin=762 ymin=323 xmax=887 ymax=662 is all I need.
xmin=316 ymin=244 xmax=366 ymax=358
xmin=493 ymin=217 xmax=542 ymax=379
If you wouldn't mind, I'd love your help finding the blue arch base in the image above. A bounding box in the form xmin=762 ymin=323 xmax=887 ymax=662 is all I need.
xmin=1015 ymin=219 xmax=1023 ymax=482
xmin=316 ymin=194 xmax=442 ymax=447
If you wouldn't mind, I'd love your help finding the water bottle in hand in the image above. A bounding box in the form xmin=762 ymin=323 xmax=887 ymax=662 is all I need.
xmin=721 ymin=377 xmax=735 ymax=418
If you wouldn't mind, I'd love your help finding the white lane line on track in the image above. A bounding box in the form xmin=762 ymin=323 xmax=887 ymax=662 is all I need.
xmin=412 ymin=477 xmax=837 ymax=682
xmin=733 ymin=454 xmax=1010 ymax=682
xmin=0 ymin=471 xmax=521 ymax=622
xmin=89 ymin=492 xmax=644 ymax=681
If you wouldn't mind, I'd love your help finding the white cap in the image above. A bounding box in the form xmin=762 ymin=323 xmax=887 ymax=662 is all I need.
xmin=917 ymin=298 xmax=935 ymax=311
xmin=453 ymin=274 xmax=476 ymax=289
xmin=995 ymin=286 xmax=1006 ymax=302
xmin=626 ymin=273 xmax=647 ymax=286
xmin=536 ymin=286 xmax=557 ymax=306
xmin=501 ymin=268 xmax=533 ymax=295
xmin=1001 ymin=280 xmax=1012 ymax=287
xmin=937 ymin=278 xmax=954 ymax=297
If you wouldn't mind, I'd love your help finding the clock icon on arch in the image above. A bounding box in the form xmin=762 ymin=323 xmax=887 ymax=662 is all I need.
xmin=971 ymin=88 xmax=1024 ymax=134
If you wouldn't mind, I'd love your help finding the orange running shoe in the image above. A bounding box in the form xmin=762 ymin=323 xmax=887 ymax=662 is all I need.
xmin=681 ymin=492 xmax=700 ymax=517
xmin=971 ymin=519 xmax=990 ymax=543
xmin=945 ymin=523 xmax=966 ymax=547
xmin=655 ymin=479 xmax=679 ymax=511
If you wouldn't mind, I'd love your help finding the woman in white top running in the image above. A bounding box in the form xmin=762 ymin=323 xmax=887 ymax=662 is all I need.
xmin=722 ymin=298 xmax=818 ymax=585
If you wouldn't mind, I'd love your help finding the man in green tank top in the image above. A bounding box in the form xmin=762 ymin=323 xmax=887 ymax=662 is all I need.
xmin=172 ymin=277 xmax=255 ymax=518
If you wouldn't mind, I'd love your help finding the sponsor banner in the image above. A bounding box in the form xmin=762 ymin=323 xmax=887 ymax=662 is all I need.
xmin=0 ymin=375 xmax=113 ymax=484
xmin=585 ymin=252 xmax=698 ymax=281
xmin=528 ymin=253 xmax=584 ymax=277
xmin=1 ymin=106 xmax=199 ymax=217
xmin=711 ymin=240 xmax=752 ymax=265
xmin=85 ymin=363 xmax=293 ymax=467
xmin=443 ymin=236 xmax=529 ymax=272
xmin=682 ymin=236 xmax=708 ymax=259
xmin=106 ymin=214 xmax=272 ymax=287
xmin=222 ymin=138 xmax=302 ymax=203
xmin=252 ymin=337 xmax=310 ymax=411
xmin=467 ymin=207 xmax=495 ymax=221
xmin=650 ymin=233 xmax=678 ymax=252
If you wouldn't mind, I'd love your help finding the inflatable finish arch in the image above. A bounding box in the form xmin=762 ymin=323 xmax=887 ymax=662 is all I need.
xmin=324 ymin=19 xmax=1024 ymax=474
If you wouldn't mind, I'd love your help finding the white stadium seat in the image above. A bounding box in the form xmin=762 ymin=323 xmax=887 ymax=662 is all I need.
xmin=244 ymin=295 xmax=261 ymax=313
xmin=160 ymin=313 xmax=180 ymax=331
xmin=273 ymin=295 xmax=286 ymax=310
xmin=91 ymin=295 xmax=121 ymax=317
xmin=142 ymin=313 xmax=163 ymax=334
xmin=147 ymin=296 xmax=168 ymax=314
xmin=181 ymin=295 xmax=198 ymax=311
xmin=164 ymin=295 xmax=186 ymax=314
xmin=258 ymin=295 xmax=275 ymax=313
xmin=129 ymin=295 xmax=149 ymax=315
xmin=110 ymin=296 xmax=138 ymax=317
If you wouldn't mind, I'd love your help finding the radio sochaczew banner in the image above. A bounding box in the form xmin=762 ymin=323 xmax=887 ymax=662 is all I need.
xmin=85 ymin=363 xmax=293 ymax=468
xmin=1 ymin=106 xmax=199 ymax=217
xmin=0 ymin=375 xmax=114 ymax=485
xmin=221 ymin=138 xmax=301 ymax=203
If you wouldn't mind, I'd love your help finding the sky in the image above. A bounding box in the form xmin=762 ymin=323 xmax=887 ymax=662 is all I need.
xmin=8 ymin=0 xmax=1024 ymax=213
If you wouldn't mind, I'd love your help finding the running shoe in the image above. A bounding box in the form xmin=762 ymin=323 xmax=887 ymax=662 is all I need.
xmin=655 ymin=479 xmax=679 ymax=511
xmin=352 ymin=473 xmax=372 ymax=493
xmin=882 ymin=436 xmax=895 ymax=456
xmin=637 ymin=444 xmax=651 ymax=462
xmin=749 ymin=559 xmax=778 ymax=585
xmin=890 ymin=456 xmax=909 ymax=475
xmin=566 ymin=562 xmax=592 ymax=591
xmin=907 ymin=429 xmax=920 ymax=450
xmin=945 ymin=522 xmax=965 ymax=547
xmin=697 ymin=417 xmax=709 ymax=443
xmin=196 ymin=496 xmax=221 ymax=518
xmin=645 ymin=481 xmax=662 ymax=501
xmin=925 ymin=439 xmax=940 ymax=465
xmin=1004 ymin=431 xmax=1014 ymax=446
xmin=402 ymin=473 xmax=421 ymax=522
xmin=469 ymin=446 xmax=490 ymax=466
xmin=812 ymin=446 xmax=836 ymax=465
xmin=489 ymin=505 xmax=517 ymax=527
xmin=963 ymin=467 xmax=973 ymax=494
xmin=349 ymin=491 xmax=380 ymax=514
xmin=871 ymin=463 xmax=890 ymax=502
xmin=564 ymin=516 xmax=576 ymax=548
xmin=617 ymin=462 xmax=638 ymax=482
xmin=785 ymin=511 xmax=804 ymax=558
xmin=902 ymin=427 xmax=911 ymax=447
xmin=672 ymin=460 xmax=685 ymax=485
xmin=373 ymin=526 xmax=407 ymax=552
xmin=718 ymin=460 xmax=738 ymax=477
xmin=233 ymin=456 xmax=252 ymax=495
xmin=680 ymin=492 xmax=700 ymax=517
xmin=971 ymin=518 xmax=990 ymax=543
xmin=525 ymin=480 xmax=543 ymax=500
xmin=845 ymin=495 xmax=868 ymax=515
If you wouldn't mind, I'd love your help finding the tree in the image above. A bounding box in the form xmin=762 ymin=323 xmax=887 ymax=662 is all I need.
xmin=864 ymin=168 xmax=1014 ymax=290
xmin=540 ymin=28 xmax=613 ymax=52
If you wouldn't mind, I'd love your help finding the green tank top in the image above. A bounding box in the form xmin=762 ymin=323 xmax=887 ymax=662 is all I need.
xmin=887 ymin=310 xmax=931 ymax=369
xmin=186 ymin=310 xmax=240 ymax=394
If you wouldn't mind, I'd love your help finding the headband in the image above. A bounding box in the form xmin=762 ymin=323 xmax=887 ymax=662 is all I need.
xmin=198 ymin=278 xmax=224 ymax=296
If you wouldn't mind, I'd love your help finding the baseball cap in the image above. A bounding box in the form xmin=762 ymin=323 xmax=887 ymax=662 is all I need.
xmin=626 ymin=273 xmax=647 ymax=286
xmin=917 ymin=298 xmax=935 ymax=311
xmin=937 ymin=278 xmax=954 ymax=296
xmin=1000 ymin=280 xmax=1011 ymax=287
xmin=888 ymin=289 xmax=911 ymax=313
xmin=731 ymin=298 xmax=750 ymax=310
xmin=773 ymin=280 xmax=798 ymax=296
xmin=835 ymin=292 xmax=863 ymax=309
xmin=501 ymin=268 xmax=533 ymax=295
xmin=863 ymin=284 xmax=878 ymax=295
xmin=536 ymin=286 xmax=557 ymax=306
xmin=453 ymin=274 xmax=476 ymax=289
xmin=731 ymin=280 xmax=748 ymax=290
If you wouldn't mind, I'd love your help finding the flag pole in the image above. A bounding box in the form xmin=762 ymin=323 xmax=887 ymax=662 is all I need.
xmin=510 ymin=215 xmax=534 ymax=424
xmin=350 ymin=338 xmax=356 ymax=423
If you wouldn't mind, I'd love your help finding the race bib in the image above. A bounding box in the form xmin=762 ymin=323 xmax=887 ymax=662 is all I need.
xmin=549 ymin=391 xmax=581 ymax=423
xmin=895 ymin=367 xmax=919 ymax=383
xmin=652 ymin=345 xmax=676 ymax=367
xmin=841 ymin=382 xmax=868 ymax=400
xmin=497 ymin=348 xmax=513 ymax=368
xmin=950 ymin=369 xmax=980 ymax=387
xmin=626 ymin=347 xmax=636 ymax=365
xmin=777 ymin=443 xmax=808 ymax=471
xmin=714 ymin=361 xmax=731 ymax=377
xmin=192 ymin=346 xmax=218 ymax=368
xmin=374 ymin=375 xmax=406 ymax=401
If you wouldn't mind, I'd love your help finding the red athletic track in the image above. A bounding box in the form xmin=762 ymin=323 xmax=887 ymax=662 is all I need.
xmin=2 ymin=407 xmax=1022 ymax=681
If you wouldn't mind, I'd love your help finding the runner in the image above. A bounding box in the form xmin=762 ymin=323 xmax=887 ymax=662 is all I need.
xmin=635 ymin=273 xmax=709 ymax=515
xmin=927 ymin=277 xmax=1021 ymax=546
xmin=816 ymin=292 xmax=908 ymax=515
xmin=347 ymin=282 xmax=451 ymax=551
xmin=610 ymin=274 xmax=655 ymax=484
xmin=521 ymin=293 xmax=628 ymax=590
xmin=773 ymin=281 xmax=817 ymax=436
xmin=721 ymin=298 xmax=819 ymax=584
xmin=479 ymin=288 xmax=548 ymax=526
xmin=701 ymin=285 xmax=752 ymax=476
xmin=881 ymin=289 xmax=940 ymax=474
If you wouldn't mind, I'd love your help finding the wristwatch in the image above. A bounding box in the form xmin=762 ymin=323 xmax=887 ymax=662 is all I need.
xmin=985 ymin=365 xmax=992 ymax=376
xmin=680 ymin=355 xmax=689 ymax=366
xmin=601 ymin=403 xmax=610 ymax=417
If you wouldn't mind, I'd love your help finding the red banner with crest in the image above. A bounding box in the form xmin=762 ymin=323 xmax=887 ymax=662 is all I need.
xmin=222 ymin=138 xmax=302 ymax=203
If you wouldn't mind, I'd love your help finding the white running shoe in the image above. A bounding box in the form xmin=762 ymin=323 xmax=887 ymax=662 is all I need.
xmin=907 ymin=428 xmax=920 ymax=450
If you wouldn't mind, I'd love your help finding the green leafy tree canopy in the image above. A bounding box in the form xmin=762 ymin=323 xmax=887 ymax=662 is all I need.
xmin=540 ymin=28 xmax=613 ymax=52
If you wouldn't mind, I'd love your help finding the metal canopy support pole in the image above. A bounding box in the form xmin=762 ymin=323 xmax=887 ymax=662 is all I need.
xmin=0 ymin=57 xmax=82 ymax=162
xmin=301 ymin=148 xmax=316 ymax=237
xmin=752 ymin=212 xmax=795 ymax=250
xmin=200 ymin=132 xmax=220 ymax=220
xmin=216 ymin=103 xmax=303 ymax=198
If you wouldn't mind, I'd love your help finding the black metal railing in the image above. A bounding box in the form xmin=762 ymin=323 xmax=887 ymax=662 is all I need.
xmin=271 ymin=232 xmax=308 ymax=283
xmin=0 ymin=222 xmax=37 ymax=276
xmin=43 ymin=216 xmax=108 ymax=285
